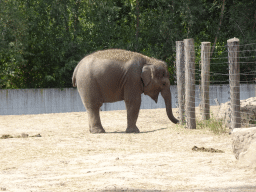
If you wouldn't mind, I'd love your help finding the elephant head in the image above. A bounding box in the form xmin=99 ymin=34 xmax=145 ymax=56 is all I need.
xmin=141 ymin=61 xmax=179 ymax=124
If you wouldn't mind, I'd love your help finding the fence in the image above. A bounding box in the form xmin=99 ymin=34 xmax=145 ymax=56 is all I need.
xmin=176 ymin=38 xmax=256 ymax=129
xmin=0 ymin=84 xmax=255 ymax=116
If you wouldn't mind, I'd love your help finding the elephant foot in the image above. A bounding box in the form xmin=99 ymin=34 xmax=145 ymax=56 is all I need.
xmin=126 ymin=126 xmax=140 ymax=133
xmin=90 ymin=127 xmax=105 ymax=134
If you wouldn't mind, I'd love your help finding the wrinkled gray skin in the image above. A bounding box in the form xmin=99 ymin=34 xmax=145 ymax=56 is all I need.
xmin=72 ymin=49 xmax=179 ymax=133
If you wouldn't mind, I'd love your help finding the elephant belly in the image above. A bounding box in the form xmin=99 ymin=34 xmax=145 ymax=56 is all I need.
xmin=94 ymin=62 xmax=125 ymax=103
xmin=100 ymin=88 xmax=124 ymax=103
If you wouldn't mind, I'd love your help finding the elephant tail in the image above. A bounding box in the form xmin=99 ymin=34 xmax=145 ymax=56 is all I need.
xmin=72 ymin=74 xmax=76 ymax=87
xmin=72 ymin=65 xmax=78 ymax=87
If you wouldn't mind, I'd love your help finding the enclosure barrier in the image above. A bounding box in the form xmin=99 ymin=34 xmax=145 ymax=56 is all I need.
xmin=1 ymin=85 xmax=254 ymax=116
xmin=176 ymin=41 xmax=185 ymax=124
xmin=184 ymin=38 xmax=196 ymax=129
xmin=227 ymin=38 xmax=241 ymax=129
xmin=176 ymin=37 xmax=256 ymax=129
xmin=200 ymin=42 xmax=211 ymax=120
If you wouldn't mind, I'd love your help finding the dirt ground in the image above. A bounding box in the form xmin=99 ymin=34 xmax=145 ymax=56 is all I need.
xmin=0 ymin=107 xmax=256 ymax=192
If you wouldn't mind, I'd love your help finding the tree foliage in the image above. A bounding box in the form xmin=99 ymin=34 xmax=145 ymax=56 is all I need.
xmin=1 ymin=0 xmax=256 ymax=89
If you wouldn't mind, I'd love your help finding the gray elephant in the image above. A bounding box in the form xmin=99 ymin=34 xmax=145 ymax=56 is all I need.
xmin=72 ymin=49 xmax=178 ymax=133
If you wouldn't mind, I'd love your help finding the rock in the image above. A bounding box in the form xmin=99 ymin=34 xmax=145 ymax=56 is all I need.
xmin=240 ymin=97 xmax=256 ymax=126
xmin=232 ymin=127 xmax=256 ymax=167
xmin=215 ymin=101 xmax=231 ymax=127
xmin=215 ymin=97 xmax=256 ymax=128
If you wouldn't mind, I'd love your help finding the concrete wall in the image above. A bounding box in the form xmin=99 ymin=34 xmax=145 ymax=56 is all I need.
xmin=0 ymin=84 xmax=255 ymax=115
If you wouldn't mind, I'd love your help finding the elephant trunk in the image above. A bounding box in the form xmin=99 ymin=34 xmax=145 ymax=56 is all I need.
xmin=161 ymin=86 xmax=179 ymax=124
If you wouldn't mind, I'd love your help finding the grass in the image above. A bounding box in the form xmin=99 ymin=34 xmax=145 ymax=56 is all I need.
xmin=196 ymin=118 xmax=227 ymax=134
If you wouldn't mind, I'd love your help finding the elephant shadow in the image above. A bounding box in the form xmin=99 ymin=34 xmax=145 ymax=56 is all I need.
xmin=106 ymin=127 xmax=167 ymax=134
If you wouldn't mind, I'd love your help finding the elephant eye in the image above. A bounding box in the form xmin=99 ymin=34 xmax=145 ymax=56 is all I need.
xmin=156 ymin=69 xmax=166 ymax=79
xmin=158 ymin=71 xmax=165 ymax=79
xmin=162 ymin=70 xmax=167 ymax=77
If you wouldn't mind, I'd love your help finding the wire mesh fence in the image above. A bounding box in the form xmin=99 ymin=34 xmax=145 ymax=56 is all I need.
xmin=176 ymin=38 xmax=256 ymax=130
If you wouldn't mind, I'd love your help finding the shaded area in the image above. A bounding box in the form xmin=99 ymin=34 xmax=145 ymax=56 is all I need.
xmin=100 ymin=186 xmax=256 ymax=192
xmin=106 ymin=128 xmax=168 ymax=134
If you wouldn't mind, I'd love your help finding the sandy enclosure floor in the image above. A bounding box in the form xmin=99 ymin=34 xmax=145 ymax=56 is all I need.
xmin=0 ymin=107 xmax=256 ymax=192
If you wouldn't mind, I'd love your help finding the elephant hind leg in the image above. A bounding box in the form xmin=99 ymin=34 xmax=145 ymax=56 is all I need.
xmin=78 ymin=88 xmax=105 ymax=133
xmin=86 ymin=107 xmax=105 ymax=133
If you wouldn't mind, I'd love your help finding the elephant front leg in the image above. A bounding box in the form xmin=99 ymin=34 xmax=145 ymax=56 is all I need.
xmin=125 ymin=97 xmax=141 ymax=133
xmin=87 ymin=107 xmax=105 ymax=134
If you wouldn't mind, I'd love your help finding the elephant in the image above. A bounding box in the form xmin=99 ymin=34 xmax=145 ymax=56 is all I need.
xmin=72 ymin=49 xmax=179 ymax=133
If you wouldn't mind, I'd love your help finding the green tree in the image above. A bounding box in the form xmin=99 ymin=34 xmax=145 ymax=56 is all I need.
xmin=0 ymin=0 xmax=27 ymax=88
xmin=1 ymin=0 xmax=255 ymax=89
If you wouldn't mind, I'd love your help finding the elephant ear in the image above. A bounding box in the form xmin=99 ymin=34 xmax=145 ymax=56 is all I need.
xmin=141 ymin=65 xmax=153 ymax=86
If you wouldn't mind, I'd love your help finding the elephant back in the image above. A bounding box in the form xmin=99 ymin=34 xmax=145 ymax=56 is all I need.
xmin=90 ymin=49 xmax=167 ymax=69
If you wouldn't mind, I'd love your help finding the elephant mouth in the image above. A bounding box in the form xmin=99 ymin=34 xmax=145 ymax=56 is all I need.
xmin=151 ymin=94 xmax=159 ymax=103
xmin=144 ymin=89 xmax=160 ymax=103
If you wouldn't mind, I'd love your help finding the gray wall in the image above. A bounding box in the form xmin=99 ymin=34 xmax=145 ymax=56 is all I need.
xmin=0 ymin=84 xmax=255 ymax=115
